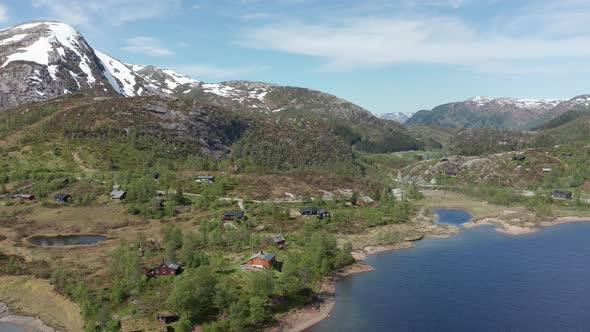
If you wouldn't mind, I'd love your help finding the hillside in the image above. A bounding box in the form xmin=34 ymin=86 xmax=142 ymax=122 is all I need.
xmin=403 ymin=144 xmax=590 ymax=191
xmin=0 ymin=20 xmax=422 ymax=154
xmin=0 ymin=95 xmax=366 ymax=179
xmin=532 ymin=115 xmax=590 ymax=147
xmin=406 ymin=96 xmax=590 ymax=130
xmin=532 ymin=108 xmax=590 ymax=130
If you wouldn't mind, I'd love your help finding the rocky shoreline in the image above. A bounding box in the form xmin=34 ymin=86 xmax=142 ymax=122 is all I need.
xmin=463 ymin=215 xmax=590 ymax=235
xmin=267 ymin=241 xmax=416 ymax=332
xmin=0 ymin=303 xmax=58 ymax=332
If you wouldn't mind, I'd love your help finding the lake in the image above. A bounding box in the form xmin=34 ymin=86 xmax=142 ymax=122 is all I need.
xmin=28 ymin=234 xmax=107 ymax=247
xmin=0 ymin=322 xmax=28 ymax=332
xmin=311 ymin=209 xmax=590 ymax=331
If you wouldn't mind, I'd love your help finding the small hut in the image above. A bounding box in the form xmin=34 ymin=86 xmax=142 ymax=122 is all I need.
xmin=260 ymin=235 xmax=286 ymax=249
xmin=552 ymin=190 xmax=573 ymax=200
xmin=54 ymin=193 xmax=71 ymax=203
xmin=223 ymin=210 xmax=244 ymax=220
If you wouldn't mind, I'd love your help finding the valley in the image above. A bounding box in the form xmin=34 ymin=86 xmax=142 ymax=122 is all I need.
xmin=1 ymin=18 xmax=590 ymax=332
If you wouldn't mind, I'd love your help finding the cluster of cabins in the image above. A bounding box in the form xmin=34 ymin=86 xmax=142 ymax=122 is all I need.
xmin=300 ymin=207 xmax=331 ymax=219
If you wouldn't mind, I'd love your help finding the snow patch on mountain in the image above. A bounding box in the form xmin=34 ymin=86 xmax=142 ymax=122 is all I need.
xmin=467 ymin=96 xmax=563 ymax=110
xmin=1 ymin=21 xmax=96 ymax=84
xmin=202 ymin=83 xmax=237 ymax=98
xmin=0 ymin=33 xmax=27 ymax=46
xmin=161 ymin=69 xmax=199 ymax=90
xmin=95 ymin=50 xmax=139 ymax=96
xmin=1 ymin=34 xmax=53 ymax=67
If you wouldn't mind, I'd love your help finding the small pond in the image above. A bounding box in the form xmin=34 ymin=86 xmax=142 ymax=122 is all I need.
xmin=28 ymin=234 xmax=107 ymax=247
xmin=432 ymin=208 xmax=472 ymax=225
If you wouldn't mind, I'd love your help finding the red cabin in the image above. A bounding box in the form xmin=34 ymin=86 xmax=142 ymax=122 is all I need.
xmin=247 ymin=251 xmax=276 ymax=269
xmin=145 ymin=260 xmax=181 ymax=277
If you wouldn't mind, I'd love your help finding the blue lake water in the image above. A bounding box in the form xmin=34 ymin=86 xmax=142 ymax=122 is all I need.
xmin=311 ymin=209 xmax=590 ymax=332
xmin=28 ymin=234 xmax=107 ymax=247
xmin=0 ymin=322 xmax=28 ymax=332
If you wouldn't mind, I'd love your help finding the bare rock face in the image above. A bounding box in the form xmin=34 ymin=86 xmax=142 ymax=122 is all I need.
xmin=0 ymin=20 xmax=413 ymax=150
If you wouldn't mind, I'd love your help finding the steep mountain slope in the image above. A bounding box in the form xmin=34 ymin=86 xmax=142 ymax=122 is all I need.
xmin=408 ymin=125 xmax=456 ymax=149
xmin=406 ymin=96 xmax=590 ymax=130
xmin=0 ymin=95 xmax=356 ymax=172
xmin=379 ymin=112 xmax=414 ymax=123
xmin=0 ymin=20 xmax=423 ymax=153
xmin=532 ymin=107 xmax=590 ymax=131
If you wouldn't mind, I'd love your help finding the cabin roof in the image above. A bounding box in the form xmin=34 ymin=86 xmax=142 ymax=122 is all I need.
xmin=300 ymin=207 xmax=318 ymax=212
xmin=163 ymin=260 xmax=181 ymax=270
xmin=249 ymin=251 xmax=275 ymax=261
xmin=223 ymin=210 xmax=244 ymax=217
xmin=110 ymin=190 xmax=126 ymax=199
xmin=263 ymin=236 xmax=285 ymax=244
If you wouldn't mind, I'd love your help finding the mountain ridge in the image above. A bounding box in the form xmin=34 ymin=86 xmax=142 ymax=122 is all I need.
xmin=0 ymin=20 xmax=424 ymax=155
xmin=406 ymin=95 xmax=590 ymax=130
xmin=0 ymin=20 xmax=379 ymax=124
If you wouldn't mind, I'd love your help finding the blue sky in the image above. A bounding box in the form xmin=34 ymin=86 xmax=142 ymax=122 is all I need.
xmin=1 ymin=0 xmax=589 ymax=114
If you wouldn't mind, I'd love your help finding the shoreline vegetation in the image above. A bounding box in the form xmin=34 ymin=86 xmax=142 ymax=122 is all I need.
xmin=463 ymin=216 xmax=590 ymax=235
xmin=0 ymin=302 xmax=57 ymax=332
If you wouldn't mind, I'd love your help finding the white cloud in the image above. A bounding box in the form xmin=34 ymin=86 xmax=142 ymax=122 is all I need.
xmin=401 ymin=0 xmax=471 ymax=8
xmin=239 ymin=15 xmax=590 ymax=72
xmin=170 ymin=64 xmax=262 ymax=79
xmin=32 ymin=0 xmax=182 ymax=26
xmin=240 ymin=12 xmax=271 ymax=20
xmin=122 ymin=37 xmax=174 ymax=56
xmin=0 ymin=4 xmax=7 ymax=22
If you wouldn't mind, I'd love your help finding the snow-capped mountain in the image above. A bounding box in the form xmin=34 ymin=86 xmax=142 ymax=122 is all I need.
xmin=0 ymin=20 xmax=384 ymax=125
xmin=406 ymin=95 xmax=590 ymax=130
xmin=0 ymin=21 xmax=115 ymax=109
xmin=379 ymin=112 xmax=414 ymax=123
xmin=465 ymin=96 xmax=564 ymax=113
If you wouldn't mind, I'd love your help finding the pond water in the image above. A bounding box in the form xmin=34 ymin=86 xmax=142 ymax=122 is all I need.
xmin=311 ymin=209 xmax=590 ymax=331
xmin=28 ymin=234 xmax=107 ymax=247
xmin=0 ymin=322 xmax=29 ymax=332
xmin=432 ymin=208 xmax=472 ymax=225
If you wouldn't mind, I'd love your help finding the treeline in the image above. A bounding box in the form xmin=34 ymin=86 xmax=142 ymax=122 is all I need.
xmin=333 ymin=125 xmax=424 ymax=153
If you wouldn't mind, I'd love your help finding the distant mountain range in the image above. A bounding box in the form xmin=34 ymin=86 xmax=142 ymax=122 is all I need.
xmin=406 ymin=96 xmax=590 ymax=130
xmin=378 ymin=112 xmax=414 ymax=124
